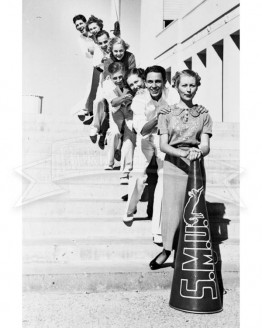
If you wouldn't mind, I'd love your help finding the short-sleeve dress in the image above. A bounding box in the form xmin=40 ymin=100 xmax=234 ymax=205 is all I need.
xmin=158 ymin=105 xmax=213 ymax=251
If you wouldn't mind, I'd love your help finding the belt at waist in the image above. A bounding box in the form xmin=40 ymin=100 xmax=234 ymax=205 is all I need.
xmin=172 ymin=144 xmax=199 ymax=149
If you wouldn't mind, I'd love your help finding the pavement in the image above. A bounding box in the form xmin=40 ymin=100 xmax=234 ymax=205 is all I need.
xmin=23 ymin=283 xmax=239 ymax=328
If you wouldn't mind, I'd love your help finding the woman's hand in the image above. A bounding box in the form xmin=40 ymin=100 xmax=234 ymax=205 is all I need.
xmin=179 ymin=149 xmax=190 ymax=158
xmin=186 ymin=148 xmax=202 ymax=160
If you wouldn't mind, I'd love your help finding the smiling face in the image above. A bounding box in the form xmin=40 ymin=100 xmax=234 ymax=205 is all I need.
xmin=145 ymin=72 xmax=164 ymax=100
xmin=112 ymin=43 xmax=125 ymax=61
xmin=110 ymin=70 xmax=124 ymax=88
xmin=176 ymin=75 xmax=198 ymax=102
xmin=97 ymin=34 xmax=109 ymax=52
xmin=126 ymin=74 xmax=145 ymax=93
xmin=88 ymin=22 xmax=101 ymax=36
xmin=75 ymin=19 xmax=87 ymax=35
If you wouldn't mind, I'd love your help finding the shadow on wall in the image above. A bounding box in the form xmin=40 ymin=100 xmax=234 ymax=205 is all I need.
xmin=206 ymin=201 xmax=230 ymax=305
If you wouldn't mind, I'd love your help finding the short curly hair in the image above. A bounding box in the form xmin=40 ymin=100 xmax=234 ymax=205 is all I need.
xmin=96 ymin=30 xmax=110 ymax=40
xmin=124 ymin=68 xmax=145 ymax=90
xmin=86 ymin=15 xmax=103 ymax=31
xmin=172 ymin=69 xmax=201 ymax=88
xmin=73 ymin=15 xmax=86 ymax=24
xmin=124 ymin=68 xmax=145 ymax=83
xmin=108 ymin=62 xmax=125 ymax=75
xmin=144 ymin=65 xmax=167 ymax=83
xmin=107 ymin=37 xmax=129 ymax=54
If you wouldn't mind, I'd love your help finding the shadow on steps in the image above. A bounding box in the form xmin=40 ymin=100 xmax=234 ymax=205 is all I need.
xmin=207 ymin=201 xmax=233 ymax=305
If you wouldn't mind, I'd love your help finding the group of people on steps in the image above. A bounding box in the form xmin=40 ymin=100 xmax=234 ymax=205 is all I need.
xmin=73 ymin=14 xmax=213 ymax=270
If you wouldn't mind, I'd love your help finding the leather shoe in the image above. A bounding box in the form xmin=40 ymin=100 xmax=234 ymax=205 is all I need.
xmin=83 ymin=115 xmax=93 ymax=125
xmin=98 ymin=135 xmax=105 ymax=149
xmin=149 ymin=250 xmax=170 ymax=270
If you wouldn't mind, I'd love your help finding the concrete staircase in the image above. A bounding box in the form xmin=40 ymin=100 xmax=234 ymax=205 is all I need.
xmin=22 ymin=113 xmax=240 ymax=293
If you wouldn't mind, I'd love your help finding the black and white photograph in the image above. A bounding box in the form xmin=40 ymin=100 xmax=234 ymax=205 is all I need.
xmin=4 ymin=0 xmax=257 ymax=327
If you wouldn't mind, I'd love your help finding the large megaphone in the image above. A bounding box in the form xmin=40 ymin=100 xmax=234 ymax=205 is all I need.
xmin=169 ymin=159 xmax=223 ymax=313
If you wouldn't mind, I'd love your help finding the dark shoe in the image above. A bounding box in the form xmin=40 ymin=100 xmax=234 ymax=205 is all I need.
xmin=89 ymin=134 xmax=97 ymax=143
xmin=120 ymin=173 xmax=129 ymax=185
xmin=98 ymin=135 xmax=105 ymax=149
xmin=78 ymin=114 xmax=86 ymax=121
xmin=83 ymin=115 xmax=93 ymax=125
xmin=121 ymin=194 xmax=128 ymax=201
xmin=149 ymin=250 xmax=170 ymax=270
xmin=114 ymin=149 xmax=121 ymax=161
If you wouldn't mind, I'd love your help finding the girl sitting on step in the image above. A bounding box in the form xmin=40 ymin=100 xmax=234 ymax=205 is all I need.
xmin=123 ymin=68 xmax=159 ymax=218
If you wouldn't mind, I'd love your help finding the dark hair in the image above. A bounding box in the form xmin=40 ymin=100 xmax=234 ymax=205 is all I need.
xmin=96 ymin=30 xmax=110 ymax=40
xmin=145 ymin=65 xmax=166 ymax=83
xmin=73 ymin=15 xmax=86 ymax=24
xmin=108 ymin=37 xmax=129 ymax=54
xmin=86 ymin=15 xmax=103 ymax=31
xmin=108 ymin=62 xmax=125 ymax=75
xmin=124 ymin=68 xmax=145 ymax=84
xmin=172 ymin=69 xmax=201 ymax=88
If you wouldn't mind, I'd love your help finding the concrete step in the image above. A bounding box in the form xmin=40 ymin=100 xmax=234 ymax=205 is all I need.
xmin=23 ymin=214 xmax=239 ymax=242
xmin=25 ymin=181 xmax=237 ymax=200
xmin=23 ymin=129 xmax=89 ymax=142
xmin=22 ymin=153 xmax=239 ymax=177
xmin=23 ymin=237 xmax=239 ymax=264
xmin=23 ymin=126 xmax=239 ymax=144
xmin=23 ymin=238 xmax=163 ymax=263
xmin=22 ymin=143 xmax=239 ymax=162
xmin=23 ymin=116 xmax=239 ymax=130
xmin=22 ymin=113 xmax=80 ymax=124
xmin=23 ymin=254 xmax=239 ymax=293
xmin=22 ymin=195 xmax=240 ymax=219
xmin=22 ymin=261 xmax=181 ymax=292
xmin=21 ymin=161 xmax=239 ymax=203
xmin=22 ymin=155 xmax=239 ymax=177
xmin=23 ymin=132 xmax=239 ymax=149
xmin=23 ymin=122 xmax=89 ymax=135
xmin=54 ymin=167 xmax=240 ymax=187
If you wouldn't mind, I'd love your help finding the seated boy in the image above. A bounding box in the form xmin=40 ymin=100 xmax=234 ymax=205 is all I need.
xmin=103 ymin=62 xmax=136 ymax=184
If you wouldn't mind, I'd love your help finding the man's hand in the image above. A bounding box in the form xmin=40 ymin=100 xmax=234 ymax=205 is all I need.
xmin=157 ymin=105 xmax=171 ymax=117
xmin=122 ymin=92 xmax=133 ymax=106
xmin=196 ymin=105 xmax=208 ymax=114
xmin=124 ymin=94 xmax=133 ymax=100
xmin=135 ymin=88 xmax=145 ymax=96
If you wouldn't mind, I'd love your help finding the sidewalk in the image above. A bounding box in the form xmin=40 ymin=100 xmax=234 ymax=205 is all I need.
xmin=23 ymin=274 xmax=239 ymax=328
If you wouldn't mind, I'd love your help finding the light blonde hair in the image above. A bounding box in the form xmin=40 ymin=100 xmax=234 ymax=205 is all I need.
xmin=108 ymin=37 xmax=129 ymax=54
xmin=172 ymin=69 xmax=201 ymax=88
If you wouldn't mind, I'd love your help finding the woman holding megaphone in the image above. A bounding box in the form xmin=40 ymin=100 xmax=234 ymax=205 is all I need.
xmin=149 ymin=69 xmax=213 ymax=270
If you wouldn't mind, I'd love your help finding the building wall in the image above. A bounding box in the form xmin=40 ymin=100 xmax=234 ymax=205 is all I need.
xmin=23 ymin=0 xmax=141 ymax=115
xmin=120 ymin=0 xmax=141 ymax=65
xmin=163 ymin=0 xmax=203 ymax=20
xmin=139 ymin=0 xmax=164 ymax=67
xmin=139 ymin=0 xmax=203 ymax=67
xmin=153 ymin=0 xmax=240 ymax=122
